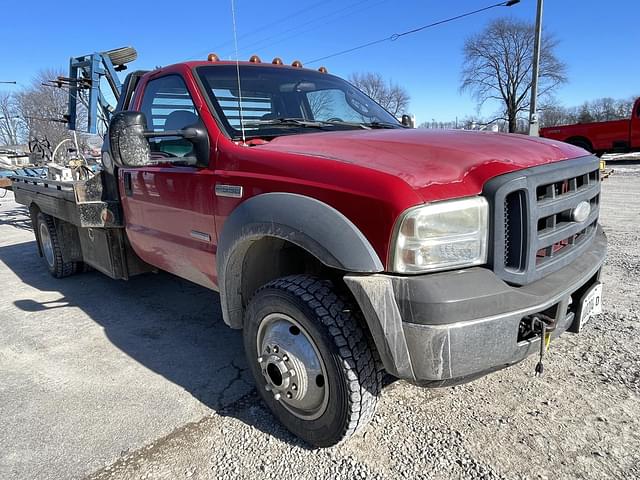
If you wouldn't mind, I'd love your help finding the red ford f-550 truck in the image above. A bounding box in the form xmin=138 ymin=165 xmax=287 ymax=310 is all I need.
xmin=11 ymin=57 xmax=606 ymax=447
xmin=540 ymin=97 xmax=640 ymax=155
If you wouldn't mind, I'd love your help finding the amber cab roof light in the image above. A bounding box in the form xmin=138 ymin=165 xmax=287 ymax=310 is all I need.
xmin=206 ymin=54 xmax=323 ymax=71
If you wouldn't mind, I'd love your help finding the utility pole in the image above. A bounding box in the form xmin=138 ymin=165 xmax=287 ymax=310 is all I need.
xmin=528 ymin=0 xmax=544 ymax=136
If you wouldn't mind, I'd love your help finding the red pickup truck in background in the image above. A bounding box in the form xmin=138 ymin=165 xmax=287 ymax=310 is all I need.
xmin=540 ymin=97 xmax=640 ymax=155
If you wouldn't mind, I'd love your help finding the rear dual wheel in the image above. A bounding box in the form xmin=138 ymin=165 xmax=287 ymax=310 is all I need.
xmin=36 ymin=213 xmax=83 ymax=278
xmin=243 ymin=275 xmax=382 ymax=447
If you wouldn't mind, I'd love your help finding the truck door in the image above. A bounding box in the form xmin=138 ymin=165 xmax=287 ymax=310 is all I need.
xmin=119 ymin=74 xmax=219 ymax=289
xmin=631 ymin=99 xmax=640 ymax=149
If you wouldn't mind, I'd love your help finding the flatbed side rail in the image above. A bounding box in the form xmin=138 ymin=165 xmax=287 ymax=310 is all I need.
xmin=10 ymin=174 xmax=123 ymax=229
xmin=10 ymin=175 xmax=76 ymax=192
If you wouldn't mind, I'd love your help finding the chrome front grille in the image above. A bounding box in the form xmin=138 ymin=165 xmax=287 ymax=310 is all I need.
xmin=485 ymin=156 xmax=601 ymax=286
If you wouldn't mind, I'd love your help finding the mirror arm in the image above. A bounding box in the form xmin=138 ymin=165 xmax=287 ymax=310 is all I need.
xmin=151 ymin=157 xmax=198 ymax=167
xmin=144 ymin=130 xmax=183 ymax=138
xmin=143 ymin=128 xmax=201 ymax=139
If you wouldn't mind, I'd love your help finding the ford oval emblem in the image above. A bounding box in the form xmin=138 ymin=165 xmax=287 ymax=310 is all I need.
xmin=571 ymin=201 xmax=591 ymax=223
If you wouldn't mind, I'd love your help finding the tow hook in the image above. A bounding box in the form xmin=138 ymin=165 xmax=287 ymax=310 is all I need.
xmin=532 ymin=314 xmax=556 ymax=377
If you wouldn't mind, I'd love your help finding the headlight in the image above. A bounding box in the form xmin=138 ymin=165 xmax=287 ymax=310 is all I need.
xmin=391 ymin=197 xmax=489 ymax=273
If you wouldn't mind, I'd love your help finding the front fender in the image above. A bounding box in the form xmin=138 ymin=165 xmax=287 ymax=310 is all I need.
xmin=217 ymin=193 xmax=383 ymax=328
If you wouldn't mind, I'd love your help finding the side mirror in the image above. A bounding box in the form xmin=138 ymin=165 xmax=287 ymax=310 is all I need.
xmin=109 ymin=111 xmax=151 ymax=167
xmin=108 ymin=111 xmax=210 ymax=168
xmin=401 ymin=114 xmax=415 ymax=128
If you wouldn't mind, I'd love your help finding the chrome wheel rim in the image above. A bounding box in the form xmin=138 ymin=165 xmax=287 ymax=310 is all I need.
xmin=256 ymin=313 xmax=329 ymax=420
xmin=39 ymin=222 xmax=55 ymax=268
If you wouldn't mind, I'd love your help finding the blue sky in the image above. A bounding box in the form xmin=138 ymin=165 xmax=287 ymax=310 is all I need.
xmin=1 ymin=0 xmax=638 ymax=124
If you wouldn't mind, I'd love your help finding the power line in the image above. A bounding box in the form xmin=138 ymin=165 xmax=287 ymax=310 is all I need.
xmin=192 ymin=0 xmax=330 ymax=60
xmin=305 ymin=0 xmax=520 ymax=64
xmin=233 ymin=0 xmax=384 ymax=59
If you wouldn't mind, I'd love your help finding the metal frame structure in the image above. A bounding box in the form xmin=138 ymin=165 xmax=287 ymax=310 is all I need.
xmin=66 ymin=47 xmax=137 ymax=134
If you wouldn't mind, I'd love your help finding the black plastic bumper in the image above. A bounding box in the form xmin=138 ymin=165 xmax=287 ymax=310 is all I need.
xmin=344 ymin=226 xmax=607 ymax=385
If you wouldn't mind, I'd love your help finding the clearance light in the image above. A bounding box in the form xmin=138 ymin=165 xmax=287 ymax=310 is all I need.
xmin=318 ymin=66 xmax=328 ymax=73
xmin=272 ymin=57 xmax=283 ymax=65
xmin=249 ymin=55 xmax=261 ymax=63
xmin=291 ymin=60 xmax=303 ymax=68
xmin=207 ymin=53 xmax=220 ymax=62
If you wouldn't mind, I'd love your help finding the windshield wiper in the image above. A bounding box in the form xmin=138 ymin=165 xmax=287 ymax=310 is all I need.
xmin=321 ymin=120 xmax=371 ymax=129
xmin=245 ymin=118 xmax=372 ymax=130
xmin=364 ymin=121 xmax=405 ymax=129
xmin=244 ymin=118 xmax=330 ymax=129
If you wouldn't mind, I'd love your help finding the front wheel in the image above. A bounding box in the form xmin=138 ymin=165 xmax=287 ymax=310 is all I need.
xmin=243 ymin=275 xmax=381 ymax=447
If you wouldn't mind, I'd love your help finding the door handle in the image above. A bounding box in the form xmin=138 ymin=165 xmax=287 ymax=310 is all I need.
xmin=123 ymin=172 xmax=133 ymax=197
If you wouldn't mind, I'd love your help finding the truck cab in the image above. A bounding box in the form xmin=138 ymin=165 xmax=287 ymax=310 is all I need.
xmin=13 ymin=56 xmax=607 ymax=447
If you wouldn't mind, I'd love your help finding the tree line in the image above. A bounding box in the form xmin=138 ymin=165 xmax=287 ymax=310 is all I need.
xmin=0 ymin=70 xmax=79 ymax=149
xmin=539 ymin=96 xmax=638 ymax=128
xmin=420 ymin=95 xmax=639 ymax=132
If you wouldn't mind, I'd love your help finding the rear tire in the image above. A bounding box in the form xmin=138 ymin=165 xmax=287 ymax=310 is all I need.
xmin=568 ymin=138 xmax=593 ymax=153
xmin=243 ymin=275 xmax=381 ymax=447
xmin=36 ymin=213 xmax=75 ymax=278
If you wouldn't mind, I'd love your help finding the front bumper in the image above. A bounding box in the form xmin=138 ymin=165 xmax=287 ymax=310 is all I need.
xmin=344 ymin=226 xmax=607 ymax=386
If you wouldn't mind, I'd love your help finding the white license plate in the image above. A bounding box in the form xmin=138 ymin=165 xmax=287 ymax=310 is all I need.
xmin=576 ymin=283 xmax=603 ymax=332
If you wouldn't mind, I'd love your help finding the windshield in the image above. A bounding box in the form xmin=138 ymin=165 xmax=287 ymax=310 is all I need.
xmin=196 ymin=65 xmax=401 ymax=139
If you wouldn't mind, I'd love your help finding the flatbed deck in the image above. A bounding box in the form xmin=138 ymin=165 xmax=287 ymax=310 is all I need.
xmin=10 ymin=172 xmax=150 ymax=280
xmin=11 ymin=173 xmax=121 ymax=228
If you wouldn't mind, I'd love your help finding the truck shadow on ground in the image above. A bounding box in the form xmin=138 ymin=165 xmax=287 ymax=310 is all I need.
xmin=0 ymin=207 xmax=34 ymax=231
xmin=1 ymin=240 xmax=306 ymax=448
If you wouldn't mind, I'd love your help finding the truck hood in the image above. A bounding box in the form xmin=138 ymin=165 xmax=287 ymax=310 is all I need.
xmin=256 ymin=128 xmax=587 ymax=201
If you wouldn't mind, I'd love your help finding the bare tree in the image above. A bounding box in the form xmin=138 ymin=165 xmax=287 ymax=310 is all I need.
xmin=0 ymin=92 xmax=21 ymax=145
xmin=538 ymin=102 xmax=573 ymax=128
xmin=460 ymin=18 xmax=567 ymax=133
xmin=349 ymin=72 xmax=410 ymax=116
xmin=15 ymin=69 xmax=72 ymax=150
xmin=307 ymin=90 xmax=334 ymax=119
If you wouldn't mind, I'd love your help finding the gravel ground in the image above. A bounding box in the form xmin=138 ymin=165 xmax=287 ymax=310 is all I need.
xmin=2 ymin=164 xmax=640 ymax=480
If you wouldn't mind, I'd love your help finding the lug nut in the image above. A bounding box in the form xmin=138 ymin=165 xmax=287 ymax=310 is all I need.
xmin=286 ymin=392 xmax=292 ymax=399
xmin=265 ymin=385 xmax=271 ymax=392
xmin=274 ymin=393 xmax=281 ymax=401
xmin=292 ymin=383 xmax=297 ymax=391
xmin=257 ymin=356 xmax=263 ymax=363
xmin=283 ymin=354 xmax=289 ymax=361
xmin=273 ymin=346 xmax=279 ymax=353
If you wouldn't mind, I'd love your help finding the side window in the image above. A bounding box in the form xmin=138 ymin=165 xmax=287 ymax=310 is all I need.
xmin=140 ymin=75 xmax=199 ymax=157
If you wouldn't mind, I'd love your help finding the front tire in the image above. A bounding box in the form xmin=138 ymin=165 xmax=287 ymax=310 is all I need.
xmin=243 ymin=275 xmax=381 ymax=447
